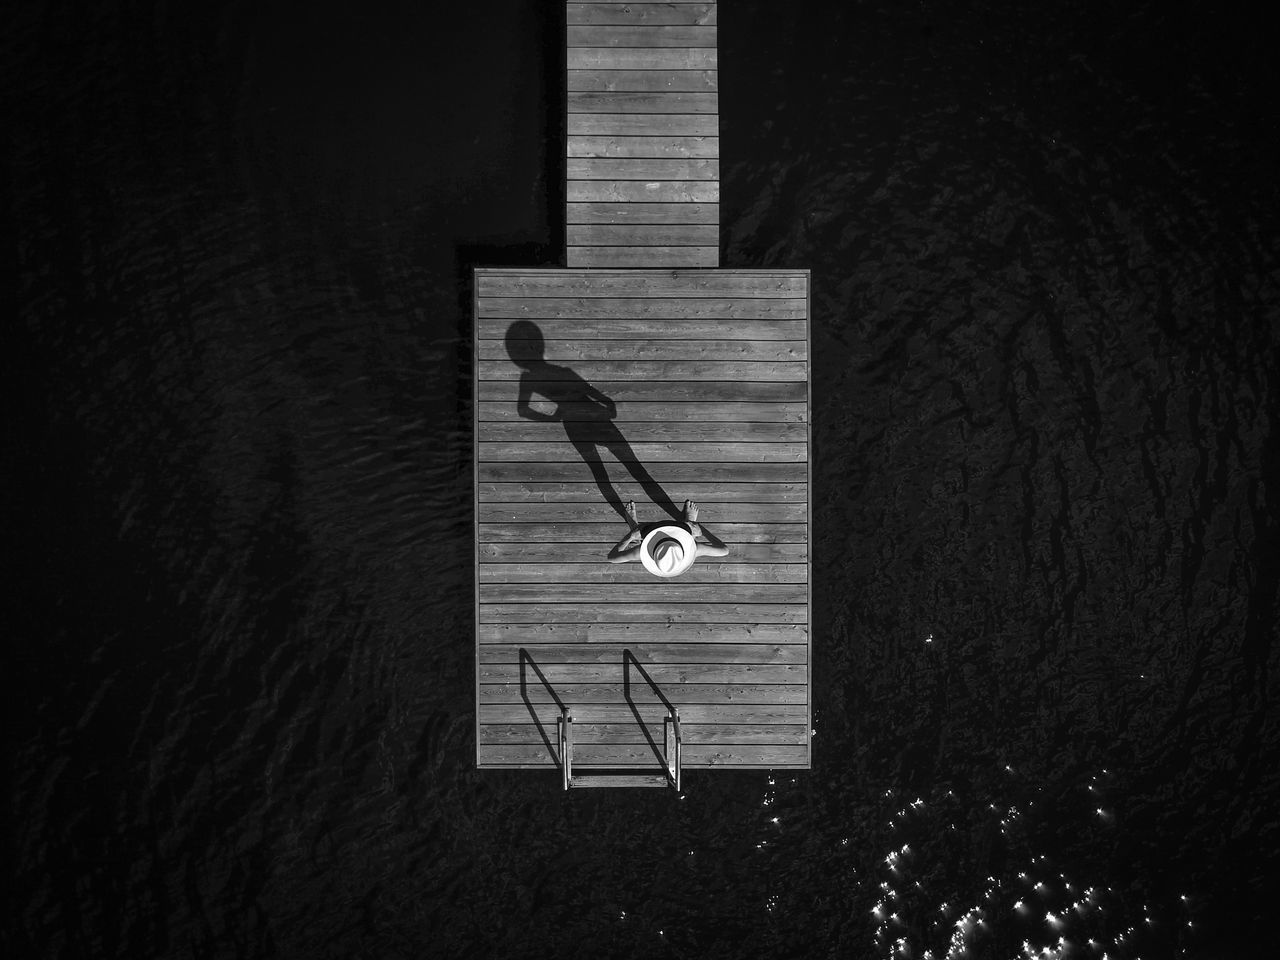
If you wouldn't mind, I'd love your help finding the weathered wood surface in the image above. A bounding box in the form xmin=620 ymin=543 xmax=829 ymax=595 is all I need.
xmin=478 ymin=581 xmax=807 ymax=604
xmin=478 ymin=744 xmax=807 ymax=768
xmin=480 ymin=603 xmax=807 ymax=624
xmin=566 ymin=2 xmax=719 ymax=268
xmin=568 ymin=136 xmax=718 ymax=158
xmin=476 ymin=441 xmax=806 ymax=462
xmin=567 ymin=246 xmax=718 ymax=268
xmin=568 ymin=48 xmax=717 ymax=70
xmin=478 ymin=642 xmax=805 ymax=662
xmin=568 ymin=4 xmax=718 ymax=27
xmin=481 ymin=724 xmax=808 ymax=745
xmin=568 ymin=200 xmax=720 ymax=224
xmin=568 ymin=91 xmax=718 ymax=113
xmin=476 ymin=421 xmax=805 ymax=442
xmin=479 ymin=337 xmax=805 ymax=362
xmin=479 ymin=296 xmax=805 ymax=318
xmin=475 ymin=267 xmax=811 ymax=770
xmin=568 ymin=113 xmax=717 ymax=136
xmin=567 ymin=181 xmax=719 ymax=203
xmin=483 ymin=703 xmax=805 ymax=725
xmin=478 ymin=459 xmax=807 ymax=482
xmin=480 ymin=562 xmax=808 ymax=584
xmin=566 ymin=224 xmax=720 ymax=246
xmin=479 ymin=541 xmax=808 ymax=564
xmin=477 ymin=401 xmax=808 ymax=422
xmin=477 ymin=270 xmax=803 ymax=298
xmin=476 ymin=482 xmax=807 ymax=503
xmin=478 ymin=362 xmax=804 ymax=383
xmin=477 ymin=622 xmax=808 ymax=643
xmin=567 ymin=158 xmax=720 ymax=180
xmin=568 ymin=70 xmax=718 ymax=92
xmin=480 ymin=683 xmax=807 ymax=706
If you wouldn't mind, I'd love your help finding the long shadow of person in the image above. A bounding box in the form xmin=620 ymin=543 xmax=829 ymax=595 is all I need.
xmin=505 ymin=320 xmax=681 ymax=522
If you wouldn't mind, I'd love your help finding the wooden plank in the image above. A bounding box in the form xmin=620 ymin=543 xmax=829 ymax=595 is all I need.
xmin=479 ymin=541 xmax=807 ymax=564
xmin=476 ymin=269 xmax=803 ymax=297
xmin=566 ymin=201 xmax=718 ymax=223
xmin=480 ymin=682 xmax=806 ymax=705
xmin=477 ymin=622 xmax=808 ymax=643
xmin=477 ymin=400 xmax=807 ymax=421
xmin=481 ymin=319 xmax=805 ymax=342
xmin=567 ymin=224 xmax=719 ymax=246
xmin=480 ymin=703 xmax=807 ymax=725
xmin=480 ymin=582 xmax=807 ymax=605
xmin=566 ymin=157 xmax=719 ymax=180
xmin=477 ymin=743 xmax=808 ymax=766
xmin=566 ymin=223 xmax=716 ymax=247
xmin=479 ymin=361 xmax=804 ymax=383
xmin=476 ymin=481 xmax=806 ymax=503
xmin=479 ymin=521 xmax=806 ymax=544
xmin=479 ymin=561 xmax=807 ymax=584
xmin=567 ymin=26 xmax=717 ymax=48
xmin=568 ymin=112 xmax=717 ymax=136
xmin=480 ymin=524 xmax=805 ymax=547
xmin=479 ymin=602 xmax=807 ymax=624
xmin=479 ymin=501 xmax=805 ymax=523
xmin=479 ymin=337 xmax=805 ymax=362
xmin=568 ymin=91 xmax=717 ymax=114
xmin=568 ymin=48 xmax=716 ymax=70
xmin=567 ymin=180 xmax=719 ymax=203
xmin=478 ymin=381 xmax=806 ymax=404
xmin=476 ymin=421 xmax=805 ymax=443
xmin=568 ymin=3 xmax=718 ymax=26
xmin=478 ymin=479 xmax=803 ymax=503
xmin=565 ymin=225 xmax=716 ymax=245
xmin=477 ymin=296 xmax=805 ymax=319
xmin=567 ymin=246 xmax=718 ymax=268
xmin=568 ymin=135 xmax=718 ymax=158
xmin=476 ymin=459 xmax=807 ymax=481
xmin=476 ymin=440 xmax=806 ymax=461
xmin=480 ymin=662 xmax=805 ymax=684
xmin=481 ymin=724 xmax=808 ymax=745
xmin=567 ymin=775 xmax=670 ymax=787
xmin=568 ymin=70 xmax=717 ymax=92
xmin=479 ymin=642 xmax=803 ymax=664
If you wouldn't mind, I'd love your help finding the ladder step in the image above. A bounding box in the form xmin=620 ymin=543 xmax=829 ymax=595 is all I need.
xmin=568 ymin=774 xmax=670 ymax=788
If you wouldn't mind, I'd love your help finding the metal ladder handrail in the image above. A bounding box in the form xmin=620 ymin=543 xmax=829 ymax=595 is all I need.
xmin=624 ymin=649 xmax=681 ymax=792
xmin=555 ymin=649 xmax=681 ymax=791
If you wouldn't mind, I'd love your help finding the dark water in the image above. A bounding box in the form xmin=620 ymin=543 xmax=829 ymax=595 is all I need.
xmin=7 ymin=1 xmax=1278 ymax=957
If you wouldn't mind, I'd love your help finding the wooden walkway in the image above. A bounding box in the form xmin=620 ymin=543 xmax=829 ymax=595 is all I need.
xmin=566 ymin=2 xmax=719 ymax=269
xmin=473 ymin=268 xmax=811 ymax=770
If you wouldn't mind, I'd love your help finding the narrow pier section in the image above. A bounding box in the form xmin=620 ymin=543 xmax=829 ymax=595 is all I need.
xmin=474 ymin=268 xmax=811 ymax=770
xmin=566 ymin=2 xmax=719 ymax=268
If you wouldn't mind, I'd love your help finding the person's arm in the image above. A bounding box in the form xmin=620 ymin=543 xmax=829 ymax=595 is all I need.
xmin=690 ymin=522 xmax=730 ymax=559
xmin=516 ymin=375 xmax=558 ymax=422
xmin=607 ymin=528 xmax=643 ymax=563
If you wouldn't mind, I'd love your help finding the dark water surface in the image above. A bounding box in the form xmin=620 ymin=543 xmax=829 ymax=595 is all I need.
xmin=8 ymin=1 xmax=1278 ymax=957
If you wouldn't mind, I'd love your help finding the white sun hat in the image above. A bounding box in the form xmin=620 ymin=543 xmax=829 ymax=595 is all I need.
xmin=639 ymin=524 xmax=698 ymax=578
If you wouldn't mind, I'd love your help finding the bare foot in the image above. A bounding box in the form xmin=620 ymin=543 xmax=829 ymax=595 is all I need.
xmin=625 ymin=500 xmax=638 ymax=528
xmin=684 ymin=499 xmax=699 ymax=523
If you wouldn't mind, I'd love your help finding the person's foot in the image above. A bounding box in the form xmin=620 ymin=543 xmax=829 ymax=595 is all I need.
xmin=684 ymin=499 xmax=699 ymax=522
xmin=625 ymin=500 xmax=638 ymax=528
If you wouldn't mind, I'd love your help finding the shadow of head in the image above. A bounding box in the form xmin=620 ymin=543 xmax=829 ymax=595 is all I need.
xmin=505 ymin=321 xmax=545 ymax=369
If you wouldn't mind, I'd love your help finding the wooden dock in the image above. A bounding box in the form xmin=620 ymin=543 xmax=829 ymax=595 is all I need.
xmin=473 ymin=3 xmax=810 ymax=780
xmin=474 ymin=268 xmax=811 ymax=770
xmin=566 ymin=1 xmax=719 ymax=268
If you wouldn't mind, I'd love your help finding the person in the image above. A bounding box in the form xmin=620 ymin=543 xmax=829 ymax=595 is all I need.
xmin=607 ymin=499 xmax=729 ymax=577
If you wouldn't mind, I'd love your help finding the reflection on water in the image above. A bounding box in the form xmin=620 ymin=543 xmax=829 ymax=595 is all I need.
xmin=9 ymin=0 xmax=1278 ymax=957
